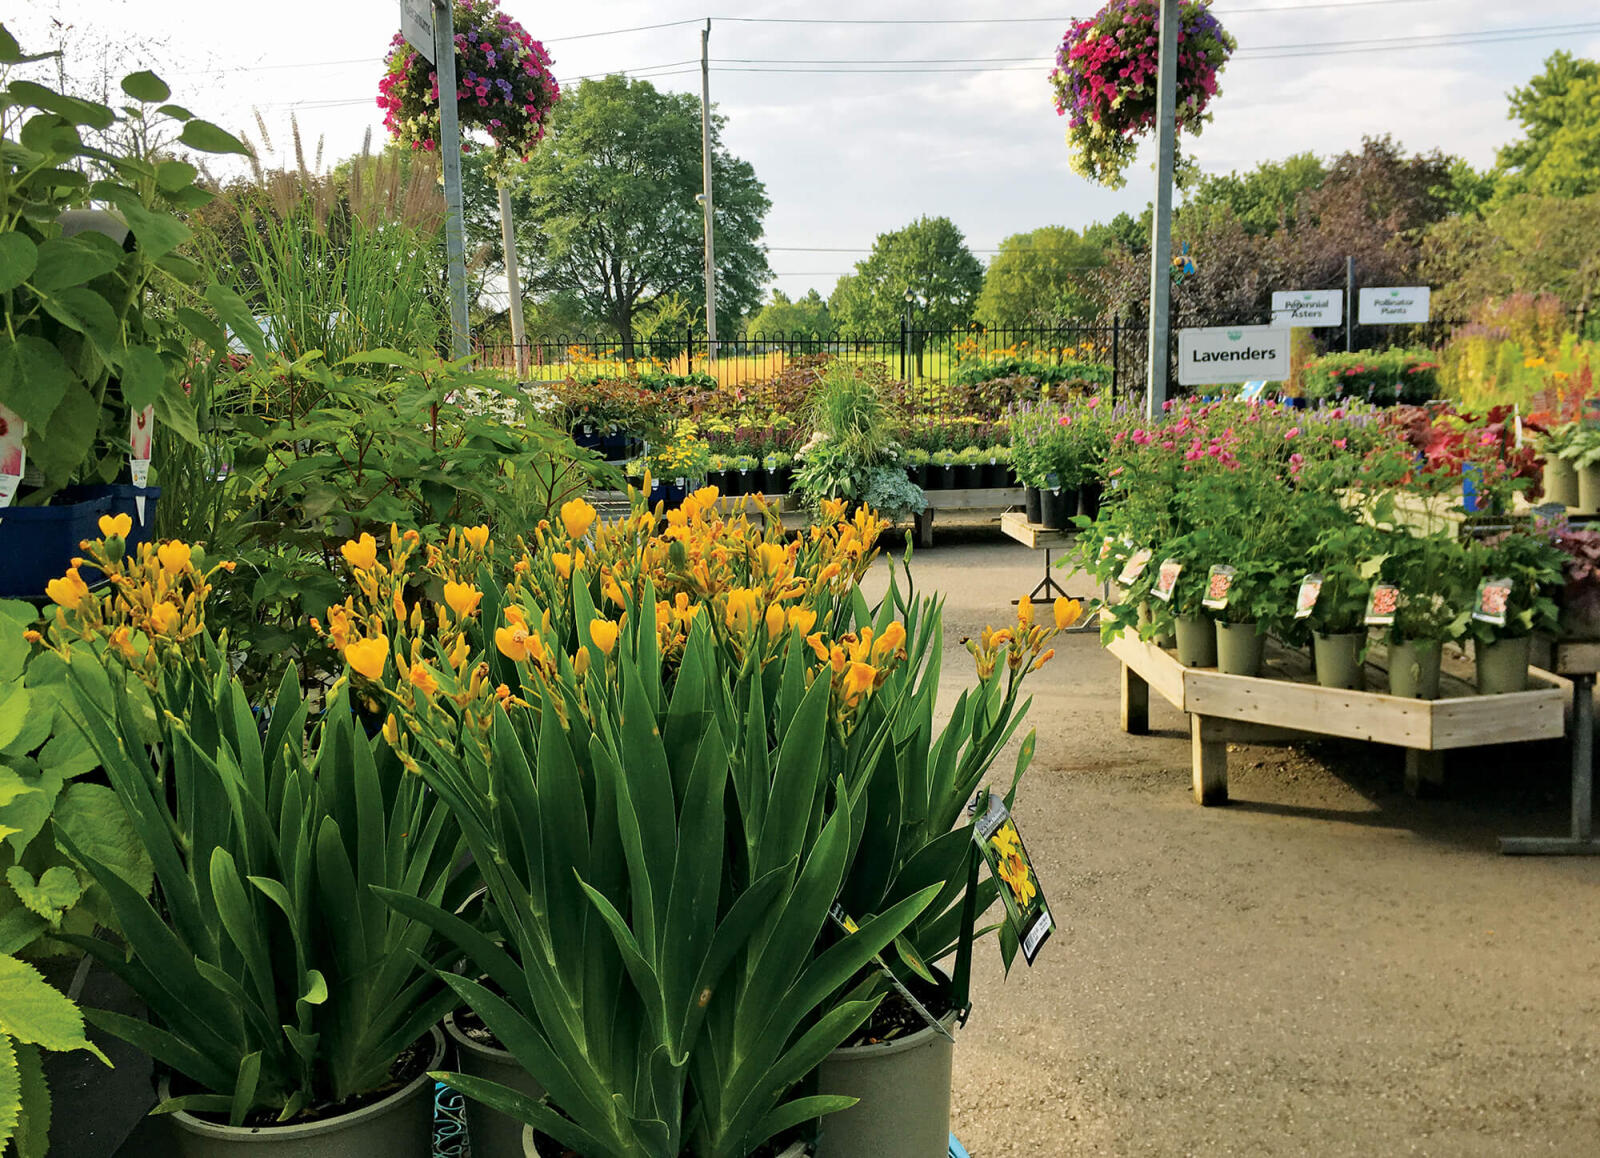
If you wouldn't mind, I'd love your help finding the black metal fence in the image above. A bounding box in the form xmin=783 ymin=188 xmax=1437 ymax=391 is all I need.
xmin=474 ymin=315 xmax=1468 ymax=398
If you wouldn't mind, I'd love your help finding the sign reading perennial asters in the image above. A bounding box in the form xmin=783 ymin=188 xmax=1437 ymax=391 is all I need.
xmin=377 ymin=0 xmax=558 ymax=177
xmin=1049 ymin=0 xmax=1236 ymax=188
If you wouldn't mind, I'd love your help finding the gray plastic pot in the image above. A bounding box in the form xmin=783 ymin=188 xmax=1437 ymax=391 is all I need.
xmin=1136 ymin=602 xmax=1176 ymax=649
xmin=522 ymin=1126 xmax=809 ymax=1156
xmin=1214 ymin=620 xmax=1265 ymax=677
xmin=1544 ymin=457 xmax=1579 ymax=507
xmin=812 ymin=1008 xmax=959 ymax=1158
xmin=446 ymin=1012 xmax=544 ymax=1158
xmin=1578 ymin=464 xmax=1600 ymax=515
xmin=1313 ymin=631 xmax=1366 ymax=690
xmin=1476 ymin=635 xmax=1532 ymax=694
xmin=159 ymin=1026 xmax=444 ymax=1157
xmin=1387 ymin=639 xmax=1442 ymax=700
xmin=1174 ymin=614 xmax=1217 ymax=668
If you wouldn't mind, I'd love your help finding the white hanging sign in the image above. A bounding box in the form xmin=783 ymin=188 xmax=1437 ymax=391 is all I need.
xmin=1270 ymin=290 xmax=1342 ymax=328
xmin=1358 ymin=286 xmax=1430 ymax=324
xmin=1178 ymin=325 xmax=1291 ymax=386
xmin=400 ymin=0 xmax=436 ymax=62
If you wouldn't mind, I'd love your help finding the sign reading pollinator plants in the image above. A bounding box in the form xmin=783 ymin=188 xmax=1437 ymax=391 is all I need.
xmin=1358 ymin=286 xmax=1430 ymax=324
xmin=1178 ymin=325 xmax=1291 ymax=386
xmin=1271 ymin=290 xmax=1342 ymax=327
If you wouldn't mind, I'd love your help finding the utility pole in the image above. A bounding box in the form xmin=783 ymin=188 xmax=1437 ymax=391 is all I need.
xmin=1143 ymin=0 xmax=1179 ymax=420
xmin=1345 ymin=255 xmax=1355 ymax=353
xmin=499 ymin=184 xmax=527 ymax=377
xmin=700 ymin=19 xmax=718 ymax=363
xmin=433 ymin=0 xmax=471 ymax=361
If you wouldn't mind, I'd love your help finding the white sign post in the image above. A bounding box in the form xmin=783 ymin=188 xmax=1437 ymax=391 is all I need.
xmin=1358 ymin=286 xmax=1430 ymax=325
xmin=400 ymin=0 xmax=434 ymax=60
xmin=1178 ymin=325 xmax=1291 ymax=387
xmin=1270 ymin=290 xmax=1342 ymax=328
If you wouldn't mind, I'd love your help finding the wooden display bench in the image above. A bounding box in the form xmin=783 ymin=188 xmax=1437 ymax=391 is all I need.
xmin=913 ymin=487 xmax=1026 ymax=548
xmin=1501 ymin=638 xmax=1600 ymax=855
xmin=1108 ymin=629 xmax=1567 ymax=805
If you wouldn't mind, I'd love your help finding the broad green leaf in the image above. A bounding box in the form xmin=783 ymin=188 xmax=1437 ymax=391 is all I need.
xmin=0 ymin=954 xmax=108 ymax=1061
xmin=12 ymin=1040 xmax=47 ymax=1158
xmin=30 ymin=379 xmax=97 ymax=485
xmin=110 ymin=199 xmax=189 ymax=260
xmin=54 ymin=783 xmax=153 ymax=899
xmin=5 ymin=82 xmax=113 ymax=130
xmin=0 ymin=335 xmax=77 ymax=429
xmin=155 ymin=104 xmax=193 ymax=122
xmin=173 ymin=306 xmax=226 ymax=352
xmin=30 ymin=235 xmax=121 ymax=293
xmin=153 ymin=374 xmax=201 ymax=447
xmin=0 ymin=1033 xmax=17 ymax=1154
xmin=5 ymin=867 xmax=84 ymax=926
xmin=202 ymin=283 xmax=266 ymax=360
xmin=36 ymin=287 xmax=120 ymax=356
xmin=1 ymin=765 xmax=62 ymax=859
xmin=0 ymin=769 xmax=37 ymax=811
xmin=178 ymin=119 xmax=251 ymax=156
xmin=0 ymin=234 xmax=37 ymax=293
xmin=117 ymin=346 xmax=166 ymax=410
xmin=120 ymin=71 xmax=170 ymax=103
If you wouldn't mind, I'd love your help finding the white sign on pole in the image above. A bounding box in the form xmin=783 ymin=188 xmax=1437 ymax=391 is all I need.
xmin=1270 ymin=290 xmax=1342 ymax=328
xmin=400 ymin=0 xmax=434 ymax=61
xmin=1358 ymin=286 xmax=1430 ymax=324
xmin=1178 ymin=325 xmax=1291 ymax=386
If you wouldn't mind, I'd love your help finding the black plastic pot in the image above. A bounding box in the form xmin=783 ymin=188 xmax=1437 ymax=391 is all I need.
xmin=730 ymin=470 xmax=752 ymax=496
xmin=1039 ymin=487 xmax=1078 ymax=530
xmin=932 ymin=464 xmax=957 ymax=489
xmin=1078 ymin=480 xmax=1103 ymax=519
xmin=748 ymin=467 xmax=770 ymax=495
xmin=766 ymin=466 xmax=794 ymax=494
xmin=706 ymin=468 xmax=730 ymax=493
xmin=906 ymin=464 xmax=926 ymax=487
xmin=983 ymin=462 xmax=1009 ymax=488
xmin=956 ymin=463 xmax=983 ymax=489
xmin=1024 ymin=486 xmax=1043 ymax=524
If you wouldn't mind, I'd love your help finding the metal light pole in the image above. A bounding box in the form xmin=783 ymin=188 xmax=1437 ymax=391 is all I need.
xmin=902 ymin=288 xmax=915 ymax=383
xmin=431 ymin=0 xmax=471 ymax=361
xmin=700 ymin=19 xmax=718 ymax=363
xmin=1143 ymin=0 xmax=1180 ymax=419
xmin=499 ymin=184 xmax=527 ymax=377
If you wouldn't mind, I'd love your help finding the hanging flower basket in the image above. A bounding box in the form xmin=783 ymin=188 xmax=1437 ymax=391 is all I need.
xmin=1049 ymin=0 xmax=1236 ymax=188
xmin=377 ymin=0 xmax=559 ymax=175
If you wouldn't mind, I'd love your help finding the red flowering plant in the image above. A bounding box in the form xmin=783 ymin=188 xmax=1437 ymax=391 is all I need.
xmin=378 ymin=0 xmax=558 ymax=177
xmin=1381 ymin=403 xmax=1541 ymax=508
xmin=1049 ymin=0 xmax=1236 ymax=187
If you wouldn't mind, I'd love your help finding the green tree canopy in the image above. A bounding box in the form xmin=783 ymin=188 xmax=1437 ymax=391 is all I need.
xmin=974 ymin=226 xmax=1106 ymax=329
xmin=827 ymin=216 xmax=983 ymax=335
xmin=746 ymin=288 xmax=831 ymax=335
xmin=1422 ymin=192 xmax=1600 ymax=319
xmin=500 ymin=75 xmax=771 ymax=353
xmin=1495 ymin=52 xmax=1600 ymax=199
xmin=1184 ymin=152 xmax=1327 ymax=235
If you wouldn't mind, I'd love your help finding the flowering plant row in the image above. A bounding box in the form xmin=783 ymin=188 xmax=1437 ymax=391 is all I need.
xmin=1049 ymin=0 xmax=1236 ymax=187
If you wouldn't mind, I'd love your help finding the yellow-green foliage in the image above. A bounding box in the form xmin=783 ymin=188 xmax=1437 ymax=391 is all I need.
xmin=1439 ymin=294 xmax=1596 ymax=414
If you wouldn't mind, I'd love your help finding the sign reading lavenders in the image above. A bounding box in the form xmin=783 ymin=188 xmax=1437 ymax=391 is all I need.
xmin=1177 ymin=325 xmax=1292 ymax=386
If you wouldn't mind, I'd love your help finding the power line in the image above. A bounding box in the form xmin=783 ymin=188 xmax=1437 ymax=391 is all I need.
xmin=547 ymin=19 xmax=704 ymax=42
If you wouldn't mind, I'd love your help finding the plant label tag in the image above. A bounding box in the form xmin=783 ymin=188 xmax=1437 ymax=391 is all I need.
xmin=1365 ymin=583 xmax=1399 ymax=626
xmin=1295 ymin=573 xmax=1324 ymax=619
xmin=1117 ymin=548 xmax=1153 ymax=587
xmin=1099 ymin=536 xmax=1115 ymax=562
xmin=1473 ymin=577 xmax=1512 ymax=626
xmin=1151 ymin=559 xmax=1182 ymax=603
xmin=972 ymin=792 xmax=1052 ymax=965
xmin=129 ymin=404 xmax=154 ymax=524
xmin=0 ymin=402 xmax=23 ymax=508
xmin=827 ymin=903 xmax=955 ymax=1043
xmin=1202 ymin=565 xmax=1235 ymax=611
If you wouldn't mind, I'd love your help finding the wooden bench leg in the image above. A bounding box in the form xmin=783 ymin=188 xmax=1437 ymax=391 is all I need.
xmin=917 ymin=508 xmax=934 ymax=548
xmin=1404 ymin=749 xmax=1445 ymax=797
xmin=1121 ymin=664 xmax=1149 ymax=735
xmin=1191 ymin=715 xmax=1229 ymax=805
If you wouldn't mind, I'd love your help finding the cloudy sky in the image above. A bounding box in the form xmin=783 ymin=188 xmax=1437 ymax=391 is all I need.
xmin=12 ymin=0 xmax=1600 ymax=302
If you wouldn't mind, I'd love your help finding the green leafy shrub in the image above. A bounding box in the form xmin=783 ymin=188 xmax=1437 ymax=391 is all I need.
xmin=1302 ymin=348 xmax=1439 ymax=405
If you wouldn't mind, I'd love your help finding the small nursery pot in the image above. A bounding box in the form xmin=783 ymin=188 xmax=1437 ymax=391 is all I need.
xmin=160 ymin=1026 xmax=445 ymax=1158
xmin=812 ymin=1007 xmax=960 ymax=1158
xmin=1476 ymin=635 xmax=1532 ymax=694
xmin=983 ymin=461 xmax=1009 ymax=488
xmin=1077 ymin=480 xmax=1103 ymax=520
xmin=1215 ymin=620 xmax=1265 ymax=677
xmin=956 ymin=463 xmax=983 ymax=489
xmin=446 ymin=1013 xmax=544 ymax=1158
xmin=1312 ymin=631 xmax=1366 ymax=690
xmin=1023 ymin=486 xmax=1043 ymax=525
xmin=1136 ymin=602 xmax=1175 ymax=649
xmin=1578 ymin=465 xmax=1600 ymax=515
xmin=934 ymin=464 xmax=958 ymax=489
xmin=1544 ymin=457 xmax=1579 ymax=508
xmin=1387 ymin=638 xmax=1442 ymax=700
xmin=1039 ymin=488 xmax=1077 ymax=531
xmin=524 ymin=1129 xmax=809 ymax=1157
xmin=1174 ymin=614 xmax=1217 ymax=668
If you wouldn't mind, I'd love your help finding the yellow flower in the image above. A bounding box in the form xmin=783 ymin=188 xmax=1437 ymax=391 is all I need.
xmin=444 ymin=581 xmax=482 ymax=618
xmin=573 ymin=648 xmax=591 ymax=677
xmin=1053 ymin=597 xmax=1082 ymax=631
xmin=765 ymin=602 xmax=786 ymax=640
xmin=408 ymin=662 xmax=440 ymax=696
xmin=726 ymin=588 xmax=760 ymax=636
xmin=157 ymin=540 xmax=192 ymax=573
xmin=561 ymin=498 xmax=597 ymax=540
xmin=552 ymin=552 xmax=573 ymax=580
xmin=842 ymin=661 xmax=877 ymax=706
xmin=341 ymin=533 xmax=379 ymax=570
xmin=345 ymin=635 xmax=389 ymax=680
xmin=1017 ymin=595 xmax=1034 ymax=627
xmin=148 ymin=601 xmax=181 ymax=636
xmin=589 ymin=618 xmax=620 ymax=655
xmin=98 ymin=513 xmax=132 ymax=540
xmin=788 ymin=607 xmax=817 ymax=637
xmin=382 ymin=714 xmax=401 ymax=746
xmin=756 ymin=542 xmax=787 ymax=577
xmin=874 ymin=621 xmax=907 ymax=660
xmin=496 ymin=622 xmax=530 ymax=662
xmin=463 ymin=525 xmax=490 ymax=552
xmin=46 ymin=568 xmax=90 ymax=611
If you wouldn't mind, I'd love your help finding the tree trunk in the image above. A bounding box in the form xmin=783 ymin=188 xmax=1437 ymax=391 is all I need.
xmin=618 ymin=298 xmax=635 ymax=362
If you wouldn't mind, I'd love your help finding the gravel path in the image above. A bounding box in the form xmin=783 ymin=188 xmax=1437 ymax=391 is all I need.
xmin=874 ymin=529 xmax=1600 ymax=1158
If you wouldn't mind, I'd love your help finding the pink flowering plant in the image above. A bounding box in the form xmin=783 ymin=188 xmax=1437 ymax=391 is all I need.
xmin=1049 ymin=0 xmax=1236 ymax=187
xmin=378 ymin=0 xmax=559 ymax=176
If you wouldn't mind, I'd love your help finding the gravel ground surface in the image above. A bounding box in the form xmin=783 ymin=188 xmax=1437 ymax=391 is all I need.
xmin=872 ymin=525 xmax=1600 ymax=1158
